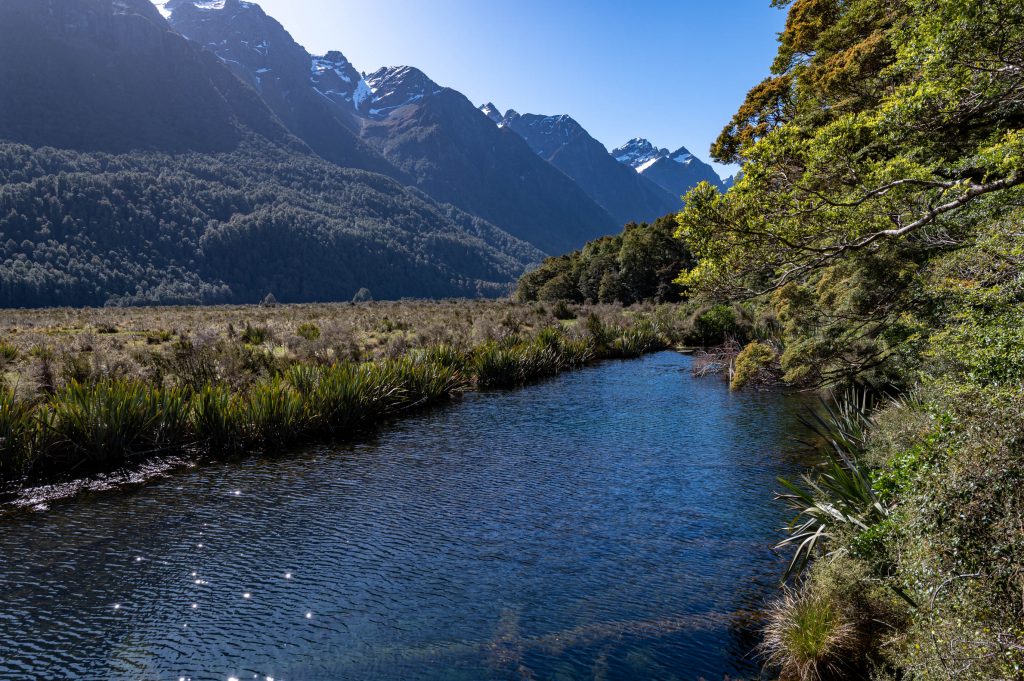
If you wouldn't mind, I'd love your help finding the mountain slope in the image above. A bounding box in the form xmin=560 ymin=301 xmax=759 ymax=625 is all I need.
xmin=159 ymin=1 xmax=619 ymax=255
xmin=613 ymin=138 xmax=724 ymax=199
xmin=159 ymin=0 xmax=398 ymax=176
xmin=355 ymin=75 xmax=619 ymax=254
xmin=0 ymin=0 xmax=294 ymax=154
xmin=490 ymin=107 xmax=681 ymax=226
xmin=0 ymin=0 xmax=543 ymax=306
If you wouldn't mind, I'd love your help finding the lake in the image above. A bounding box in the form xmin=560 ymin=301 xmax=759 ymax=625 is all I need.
xmin=0 ymin=352 xmax=809 ymax=681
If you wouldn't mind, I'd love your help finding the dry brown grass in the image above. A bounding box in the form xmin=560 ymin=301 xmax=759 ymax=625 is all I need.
xmin=0 ymin=301 xmax=663 ymax=398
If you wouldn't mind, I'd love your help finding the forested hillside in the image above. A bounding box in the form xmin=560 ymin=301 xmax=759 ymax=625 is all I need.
xmin=516 ymin=215 xmax=692 ymax=305
xmin=0 ymin=140 xmax=542 ymax=307
xmin=0 ymin=0 xmax=544 ymax=307
xmin=674 ymin=0 xmax=1024 ymax=677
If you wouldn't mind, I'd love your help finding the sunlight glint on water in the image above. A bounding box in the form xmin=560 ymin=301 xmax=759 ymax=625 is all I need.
xmin=0 ymin=353 xmax=808 ymax=681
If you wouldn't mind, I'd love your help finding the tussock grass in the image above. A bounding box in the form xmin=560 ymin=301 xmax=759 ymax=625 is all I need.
xmin=761 ymin=585 xmax=858 ymax=681
xmin=0 ymin=305 xmax=673 ymax=489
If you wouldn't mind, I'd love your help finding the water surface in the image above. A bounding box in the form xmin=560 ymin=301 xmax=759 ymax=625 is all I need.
xmin=0 ymin=353 xmax=808 ymax=681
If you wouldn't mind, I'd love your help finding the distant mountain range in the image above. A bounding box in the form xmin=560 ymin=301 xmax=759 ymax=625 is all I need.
xmin=612 ymin=138 xmax=726 ymax=199
xmin=0 ymin=0 xmax=727 ymax=306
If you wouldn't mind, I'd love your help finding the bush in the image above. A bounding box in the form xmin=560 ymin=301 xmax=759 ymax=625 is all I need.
xmin=762 ymin=584 xmax=857 ymax=681
xmin=551 ymin=300 xmax=577 ymax=320
xmin=730 ymin=341 xmax=778 ymax=390
xmin=45 ymin=380 xmax=175 ymax=469
xmin=689 ymin=304 xmax=742 ymax=346
xmin=0 ymin=389 xmax=36 ymax=483
xmin=241 ymin=323 xmax=271 ymax=345
xmin=296 ymin=323 xmax=321 ymax=342
xmin=0 ymin=340 xmax=19 ymax=366
xmin=145 ymin=330 xmax=174 ymax=345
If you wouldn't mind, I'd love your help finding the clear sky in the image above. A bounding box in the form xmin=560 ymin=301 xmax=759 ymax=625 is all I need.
xmin=244 ymin=0 xmax=787 ymax=178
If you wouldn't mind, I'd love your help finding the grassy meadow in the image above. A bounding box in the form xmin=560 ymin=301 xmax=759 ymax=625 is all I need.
xmin=0 ymin=300 xmax=681 ymax=492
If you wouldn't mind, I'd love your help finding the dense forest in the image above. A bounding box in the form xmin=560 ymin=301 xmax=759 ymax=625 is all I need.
xmin=0 ymin=139 xmax=543 ymax=307
xmin=515 ymin=215 xmax=693 ymax=305
xmin=673 ymin=0 xmax=1024 ymax=678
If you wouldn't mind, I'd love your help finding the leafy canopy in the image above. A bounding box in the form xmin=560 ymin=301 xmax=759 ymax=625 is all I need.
xmin=677 ymin=0 xmax=1024 ymax=384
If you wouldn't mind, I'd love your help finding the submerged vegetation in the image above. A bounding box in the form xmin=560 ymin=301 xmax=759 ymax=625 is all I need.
xmin=0 ymin=301 xmax=679 ymax=492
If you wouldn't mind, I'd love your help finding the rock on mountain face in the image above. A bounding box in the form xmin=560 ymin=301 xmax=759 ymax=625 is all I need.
xmin=160 ymin=0 xmax=399 ymax=176
xmin=0 ymin=0 xmax=545 ymax=306
xmin=355 ymin=85 xmax=618 ymax=255
xmin=159 ymin=0 xmax=618 ymax=255
xmin=0 ymin=0 xmax=294 ymax=153
xmin=613 ymin=138 xmax=724 ymax=199
xmin=489 ymin=108 xmax=681 ymax=226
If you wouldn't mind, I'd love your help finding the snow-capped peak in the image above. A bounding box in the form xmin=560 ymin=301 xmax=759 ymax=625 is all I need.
xmin=612 ymin=138 xmax=669 ymax=171
xmin=360 ymin=66 xmax=442 ymax=116
xmin=479 ymin=102 xmax=503 ymax=124
xmin=309 ymin=51 xmax=366 ymax=107
xmin=151 ymin=0 xmax=255 ymax=19
xmin=670 ymin=147 xmax=694 ymax=165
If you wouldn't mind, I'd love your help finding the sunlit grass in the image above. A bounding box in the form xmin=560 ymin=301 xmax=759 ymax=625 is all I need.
xmin=0 ymin=313 xmax=669 ymax=488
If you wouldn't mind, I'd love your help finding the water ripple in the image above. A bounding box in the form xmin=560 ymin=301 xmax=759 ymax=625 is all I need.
xmin=0 ymin=353 xmax=810 ymax=681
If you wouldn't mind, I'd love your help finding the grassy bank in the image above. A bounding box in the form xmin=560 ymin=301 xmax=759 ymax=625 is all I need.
xmin=0 ymin=301 xmax=670 ymax=491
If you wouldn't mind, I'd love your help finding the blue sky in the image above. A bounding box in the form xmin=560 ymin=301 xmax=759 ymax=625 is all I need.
xmin=241 ymin=0 xmax=786 ymax=178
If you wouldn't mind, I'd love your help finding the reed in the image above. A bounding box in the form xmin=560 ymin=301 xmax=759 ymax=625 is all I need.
xmin=0 ymin=315 xmax=668 ymax=489
xmin=0 ymin=389 xmax=36 ymax=483
xmin=192 ymin=384 xmax=247 ymax=454
xmin=46 ymin=380 xmax=169 ymax=469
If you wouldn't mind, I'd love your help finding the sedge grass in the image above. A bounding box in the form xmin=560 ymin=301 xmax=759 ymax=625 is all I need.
xmin=0 ymin=318 xmax=666 ymax=488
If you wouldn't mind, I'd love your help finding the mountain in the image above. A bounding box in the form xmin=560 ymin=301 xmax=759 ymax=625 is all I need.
xmin=0 ymin=0 xmax=544 ymax=307
xmin=159 ymin=1 xmax=619 ymax=255
xmin=613 ymin=138 xmax=724 ymax=199
xmin=488 ymin=108 xmax=681 ymax=226
xmin=156 ymin=0 xmax=397 ymax=177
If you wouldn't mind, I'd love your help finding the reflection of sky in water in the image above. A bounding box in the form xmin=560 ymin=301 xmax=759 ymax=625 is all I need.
xmin=0 ymin=353 xmax=811 ymax=681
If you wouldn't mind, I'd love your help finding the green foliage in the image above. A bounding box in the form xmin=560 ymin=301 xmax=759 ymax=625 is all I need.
xmin=145 ymin=330 xmax=174 ymax=345
xmin=45 ymin=380 xmax=176 ymax=469
xmin=551 ymin=300 xmax=576 ymax=321
xmin=762 ymin=555 xmax=902 ymax=681
xmin=0 ymin=340 xmax=19 ymax=366
xmin=612 ymin=319 xmax=667 ymax=359
xmin=676 ymin=0 xmax=1024 ymax=385
xmin=777 ymin=394 xmax=888 ymax=579
xmin=240 ymin=324 xmax=271 ymax=346
xmin=762 ymin=586 xmax=856 ymax=681
xmin=296 ymin=323 xmax=321 ymax=342
xmin=731 ymin=341 xmax=777 ymax=390
xmin=0 ymin=141 xmax=536 ymax=307
xmin=0 ymin=389 xmax=36 ymax=483
xmin=517 ymin=215 xmax=693 ymax=305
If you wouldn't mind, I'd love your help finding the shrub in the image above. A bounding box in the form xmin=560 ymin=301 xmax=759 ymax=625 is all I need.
xmin=245 ymin=379 xmax=305 ymax=446
xmin=552 ymin=300 xmax=577 ymax=321
xmin=192 ymin=385 xmax=246 ymax=453
xmin=0 ymin=389 xmax=36 ymax=483
xmin=46 ymin=380 xmax=167 ymax=469
xmin=145 ymin=330 xmax=173 ymax=345
xmin=776 ymin=394 xmax=887 ymax=578
xmin=297 ymin=323 xmax=321 ymax=342
xmin=731 ymin=341 xmax=778 ymax=390
xmin=613 ymin=319 xmax=666 ymax=358
xmin=761 ymin=584 xmax=858 ymax=681
xmin=763 ymin=555 xmax=904 ymax=681
xmin=241 ymin=323 xmax=271 ymax=345
xmin=685 ymin=304 xmax=743 ymax=346
xmin=0 ymin=340 xmax=19 ymax=366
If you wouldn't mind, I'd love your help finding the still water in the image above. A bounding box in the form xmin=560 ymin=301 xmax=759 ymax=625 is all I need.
xmin=0 ymin=353 xmax=809 ymax=681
